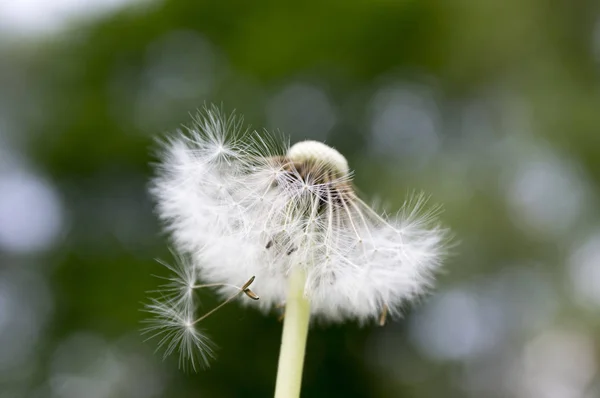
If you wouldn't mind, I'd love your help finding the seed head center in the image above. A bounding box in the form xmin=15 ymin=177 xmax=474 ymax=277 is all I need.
xmin=287 ymin=140 xmax=349 ymax=178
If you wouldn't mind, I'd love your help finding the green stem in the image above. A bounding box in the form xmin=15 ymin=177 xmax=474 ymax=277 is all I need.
xmin=274 ymin=268 xmax=311 ymax=398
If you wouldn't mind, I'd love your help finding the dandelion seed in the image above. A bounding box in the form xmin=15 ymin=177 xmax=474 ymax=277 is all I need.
xmin=143 ymin=252 xmax=258 ymax=370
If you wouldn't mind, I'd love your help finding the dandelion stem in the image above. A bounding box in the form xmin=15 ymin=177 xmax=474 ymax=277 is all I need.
xmin=274 ymin=267 xmax=311 ymax=398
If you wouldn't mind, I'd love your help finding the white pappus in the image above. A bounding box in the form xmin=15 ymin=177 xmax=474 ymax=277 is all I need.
xmin=144 ymin=106 xmax=449 ymax=368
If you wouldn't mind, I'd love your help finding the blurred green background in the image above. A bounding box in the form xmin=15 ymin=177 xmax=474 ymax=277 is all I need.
xmin=1 ymin=0 xmax=600 ymax=397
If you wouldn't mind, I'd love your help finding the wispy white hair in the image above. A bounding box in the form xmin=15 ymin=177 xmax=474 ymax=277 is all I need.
xmin=150 ymin=106 xmax=448 ymax=324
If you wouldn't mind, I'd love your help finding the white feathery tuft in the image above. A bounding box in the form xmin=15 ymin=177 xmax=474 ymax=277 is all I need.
xmin=142 ymin=296 xmax=216 ymax=371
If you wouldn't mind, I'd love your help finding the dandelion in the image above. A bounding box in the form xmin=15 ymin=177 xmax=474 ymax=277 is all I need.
xmin=145 ymin=105 xmax=448 ymax=396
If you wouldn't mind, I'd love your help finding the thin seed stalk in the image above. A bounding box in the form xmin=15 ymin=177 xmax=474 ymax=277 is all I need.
xmin=274 ymin=267 xmax=311 ymax=398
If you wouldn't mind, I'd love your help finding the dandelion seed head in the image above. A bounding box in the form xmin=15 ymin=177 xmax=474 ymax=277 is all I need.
xmin=150 ymin=105 xmax=449 ymax=326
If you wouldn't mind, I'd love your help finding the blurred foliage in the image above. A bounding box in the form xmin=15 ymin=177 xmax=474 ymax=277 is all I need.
xmin=2 ymin=0 xmax=600 ymax=397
